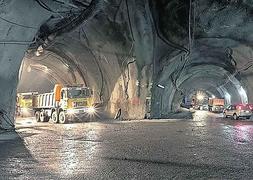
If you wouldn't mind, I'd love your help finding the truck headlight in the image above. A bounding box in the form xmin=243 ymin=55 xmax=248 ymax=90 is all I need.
xmin=87 ymin=106 xmax=96 ymax=114
xmin=21 ymin=108 xmax=29 ymax=115
xmin=67 ymin=109 xmax=75 ymax=115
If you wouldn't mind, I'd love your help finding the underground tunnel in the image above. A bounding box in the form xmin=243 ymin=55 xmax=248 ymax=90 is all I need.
xmin=0 ymin=0 xmax=253 ymax=129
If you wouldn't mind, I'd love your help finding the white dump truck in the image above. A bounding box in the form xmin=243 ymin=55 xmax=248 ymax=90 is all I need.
xmin=33 ymin=84 xmax=95 ymax=124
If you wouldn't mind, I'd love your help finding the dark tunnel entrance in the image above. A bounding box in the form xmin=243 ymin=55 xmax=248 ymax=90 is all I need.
xmin=16 ymin=50 xmax=97 ymax=123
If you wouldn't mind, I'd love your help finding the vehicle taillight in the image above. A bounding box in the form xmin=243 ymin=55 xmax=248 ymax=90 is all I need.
xmin=238 ymin=106 xmax=242 ymax=110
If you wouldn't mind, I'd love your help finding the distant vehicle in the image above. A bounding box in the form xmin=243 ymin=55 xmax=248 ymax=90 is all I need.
xmin=247 ymin=104 xmax=253 ymax=110
xmin=33 ymin=84 xmax=95 ymax=124
xmin=181 ymin=96 xmax=192 ymax=109
xmin=193 ymin=105 xmax=200 ymax=110
xmin=17 ymin=92 xmax=38 ymax=117
xmin=181 ymin=103 xmax=193 ymax=109
xmin=200 ymin=104 xmax=209 ymax=111
xmin=223 ymin=104 xmax=252 ymax=120
xmin=208 ymin=98 xmax=225 ymax=113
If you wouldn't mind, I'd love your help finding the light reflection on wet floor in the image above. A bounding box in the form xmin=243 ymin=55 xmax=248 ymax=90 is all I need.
xmin=2 ymin=112 xmax=253 ymax=179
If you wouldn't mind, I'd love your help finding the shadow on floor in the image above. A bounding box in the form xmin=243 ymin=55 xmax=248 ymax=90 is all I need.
xmin=0 ymin=131 xmax=57 ymax=179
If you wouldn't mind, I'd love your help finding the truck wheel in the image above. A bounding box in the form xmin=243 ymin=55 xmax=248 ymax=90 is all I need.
xmin=35 ymin=111 xmax=40 ymax=122
xmin=40 ymin=111 xmax=45 ymax=122
xmin=44 ymin=112 xmax=50 ymax=122
xmin=59 ymin=111 xmax=67 ymax=124
xmin=52 ymin=111 xmax=59 ymax=123
xmin=44 ymin=115 xmax=50 ymax=122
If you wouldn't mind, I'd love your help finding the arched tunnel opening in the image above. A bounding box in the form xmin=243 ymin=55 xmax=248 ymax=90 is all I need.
xmin=16 ymin=47 xmax=111 ymax=122
xmin=151 ymin=53 xmax=251 ymax=118
xmin=0 ymin=0 xmax=252 ymax=129
xmin=2 ymin=1 xmax=253 ymax=179
xmin=18 ymin=49 xmax=89 ymax=94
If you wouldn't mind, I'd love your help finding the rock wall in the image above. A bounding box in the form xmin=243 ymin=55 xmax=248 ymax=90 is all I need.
xmin=107 ymin=62 xmax=151 ymax=119
xmin=0 ymin=0 xmax=51 ymax=129
xmin=1 ymin=0 xmax=253 ymax=127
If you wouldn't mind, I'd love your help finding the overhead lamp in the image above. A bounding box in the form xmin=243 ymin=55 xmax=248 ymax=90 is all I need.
xmin=157 ymin=84 xmax=165 ymax=89
xmin=35 ymin=45 xmax=44 ymax=57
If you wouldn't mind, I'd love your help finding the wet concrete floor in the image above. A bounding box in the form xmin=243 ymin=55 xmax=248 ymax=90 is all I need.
xmin=1 ymin=111 xmax=253 ymax=179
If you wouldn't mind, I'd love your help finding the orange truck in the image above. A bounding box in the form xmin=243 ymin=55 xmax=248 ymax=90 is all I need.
xmin=208 ymin=98 xmax=225 ymax=113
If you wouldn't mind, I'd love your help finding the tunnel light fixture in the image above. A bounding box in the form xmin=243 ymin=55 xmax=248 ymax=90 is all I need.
xmin=35 ymin=51 xmax=40 ymax=57
xmin=35 ymin=45 xmax=44 ymax=57
xmin=157 ymin=84 xmax=165 ymax=89
xmin=44 ymin=67 xmax=49 ymax=73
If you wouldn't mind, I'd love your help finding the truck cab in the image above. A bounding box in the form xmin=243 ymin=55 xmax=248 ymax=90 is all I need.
xmin=17 ymin=92 xmax=38 ymax=117
xmin=59 ymin=87 xmax=94 ymax=116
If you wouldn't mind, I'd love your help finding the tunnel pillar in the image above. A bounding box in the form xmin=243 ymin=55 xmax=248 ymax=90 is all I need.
xmin=0 ymin=44 xmax=31 ymax=129
xmin=0 ymin=0 xmax=51 ymax=129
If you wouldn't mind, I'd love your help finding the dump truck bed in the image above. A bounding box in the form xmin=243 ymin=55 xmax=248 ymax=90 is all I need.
xmin=33 ymin=92 xmax=56 ymax=109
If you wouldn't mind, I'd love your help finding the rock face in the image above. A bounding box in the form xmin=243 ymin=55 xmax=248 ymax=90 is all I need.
xmin=0 ymin=0 xmax=51 ymax=129
xmin=0 ymin=0 xmax=253 ymax=128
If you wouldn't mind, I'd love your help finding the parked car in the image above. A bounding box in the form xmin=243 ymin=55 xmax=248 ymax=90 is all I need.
xmin=223 ymin=104 xmax=252 ymax=120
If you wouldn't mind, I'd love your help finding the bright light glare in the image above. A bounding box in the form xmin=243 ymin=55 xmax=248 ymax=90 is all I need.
xmin=67 ymin=109 xmax=75 ymax=115
xmin=35 ymin=51 xmax=40 ymax=57
xmin=87 ymin=106 xmax=96 ymax=114
xmin=22 ymin=108 xmax=28 ymax=113
xmin=197 ymin=94 xmax=204 ymax=101
xmin=212 ymin=95 xmax=215 ymax=98
xmin=239 ymin=86 xmax=247 ymax=96
xmin=19 ymin=108 xmax=32 ymax=117
xmin=225 ymin=92 xmax=231 ymax=104
xmin=239 ymin=86 xmax=248 ymax=104
xmin=157 ymin=84 xmax=165 ymax=89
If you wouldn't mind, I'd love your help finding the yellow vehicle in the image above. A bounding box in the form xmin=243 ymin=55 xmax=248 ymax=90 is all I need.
xmin=17 ymin=92 xmax=38 ymax=117
xmin=33 ymin=84 xmax=95 ymax=124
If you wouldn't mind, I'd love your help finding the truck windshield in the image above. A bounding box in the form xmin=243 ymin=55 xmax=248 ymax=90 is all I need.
xmin=22 ymin=95 xmax=32 ymax=100
xmin=67 ymin=88 xmax=91 ymax=98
